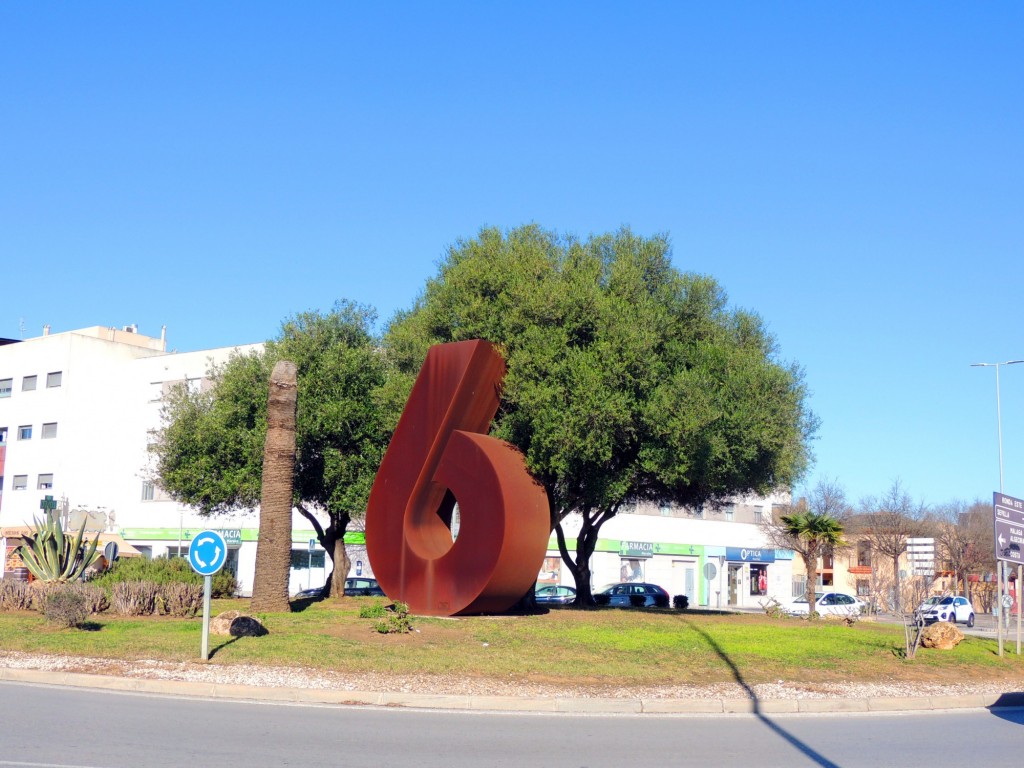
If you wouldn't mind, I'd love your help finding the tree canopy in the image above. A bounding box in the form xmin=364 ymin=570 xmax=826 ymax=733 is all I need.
xmin=851 ymin=480 xmax=929 ymax=613
xmin=152 ymin=302 xmax=396 ymax=596
xmin=386 ymin=225 xmax=817 ymax=602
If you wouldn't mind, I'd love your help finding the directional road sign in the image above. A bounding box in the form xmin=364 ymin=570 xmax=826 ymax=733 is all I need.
xmin=907 ymin=537 xmax=935 ymax=576
xmin=993 ymin=492 xmax=1024 ymax=565
xmin=188 ymin=530 xmax=228 ymax=576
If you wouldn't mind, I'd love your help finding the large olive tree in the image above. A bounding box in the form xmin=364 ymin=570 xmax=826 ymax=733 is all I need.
xmin=152 ymin=302 xmax=397 ymax=599
xmin=386 ymin=225 xmax=817 ymax=604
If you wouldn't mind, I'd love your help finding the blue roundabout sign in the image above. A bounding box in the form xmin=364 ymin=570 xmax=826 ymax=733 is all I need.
xmin=188 ymin=530 xmax=228 ymax=576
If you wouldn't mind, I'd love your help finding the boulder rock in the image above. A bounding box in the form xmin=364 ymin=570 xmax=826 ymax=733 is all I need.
xmin=921 ymin=621 xmax=964 ymax=650
xmin=209 ymin=610 xmax=268 ymax=637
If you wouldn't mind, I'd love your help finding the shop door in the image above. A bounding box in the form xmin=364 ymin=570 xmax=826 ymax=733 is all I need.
xmin=728 ymin=564 xmax=742 ymax=606
xmin=671 ymin=559 xmax=697 ymax=606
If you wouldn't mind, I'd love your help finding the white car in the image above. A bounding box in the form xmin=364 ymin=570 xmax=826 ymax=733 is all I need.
xmin=916 ymin=596 xmax=942 ymax=613
xmin=786 ymin=592 xmax=865 ymax=617
xmin=919 ymin=595 xmax=975 ymax=627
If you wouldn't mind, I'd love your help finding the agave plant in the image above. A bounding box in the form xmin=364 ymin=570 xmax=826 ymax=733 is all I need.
xmin=15 ymin=513 xmax=102 ymax=582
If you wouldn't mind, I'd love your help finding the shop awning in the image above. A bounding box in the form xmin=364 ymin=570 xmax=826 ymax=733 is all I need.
xmin=1 ymin=528 xmax=142 ymax=557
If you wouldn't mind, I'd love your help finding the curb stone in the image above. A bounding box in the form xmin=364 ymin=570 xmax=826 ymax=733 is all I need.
xmin=2 ymin=666 xmax=1023 ymax=715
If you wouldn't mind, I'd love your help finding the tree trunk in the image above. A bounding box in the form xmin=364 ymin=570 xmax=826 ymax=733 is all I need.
xmin=803 ymin=547 xmax=818 ymax=619
xmin=330 ymin=533 xmax=350 ymax=598
xmin=892 ymin=555 xmax=901 ymax=613
xmin=557 ymin=510 xmax=612 ymax=607
xmin=250 ymin=360 xmax=298 ymax=613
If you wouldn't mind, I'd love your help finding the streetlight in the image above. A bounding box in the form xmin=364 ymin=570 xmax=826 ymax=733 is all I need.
xmin=971 ymin=359 xmax=1024 ymax=656
xmin=971 ymin=360 xmax=1024 ymax=491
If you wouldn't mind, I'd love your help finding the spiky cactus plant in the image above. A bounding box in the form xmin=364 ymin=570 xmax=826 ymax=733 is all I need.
xmin=15 ymin=514 xmax=101 ymax=582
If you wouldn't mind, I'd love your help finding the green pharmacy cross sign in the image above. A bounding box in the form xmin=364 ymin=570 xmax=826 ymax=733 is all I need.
xmin=39 ymin=495 xmax=58 ymax=513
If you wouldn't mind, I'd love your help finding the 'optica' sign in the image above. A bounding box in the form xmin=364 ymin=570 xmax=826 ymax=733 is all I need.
xmin=726 ymin=547 xmax=775 ymax=563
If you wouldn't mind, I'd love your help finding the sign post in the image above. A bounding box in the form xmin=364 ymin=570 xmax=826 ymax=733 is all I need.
xmin=188 ymin=530 xmax=228 ymax=661
xmin=993 ymin=493 xmax=1024 ymax=656
xmin=307 ymin=538 xmax=316 ymax=591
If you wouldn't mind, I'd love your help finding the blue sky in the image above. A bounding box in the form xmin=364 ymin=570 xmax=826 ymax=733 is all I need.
xmin=2 ymin=4 xmax=1022 ymax=508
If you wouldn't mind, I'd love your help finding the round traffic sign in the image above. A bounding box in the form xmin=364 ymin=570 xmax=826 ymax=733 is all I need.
xmin=1002 ymin=594 xmax=1014 ymax=609
xmin=188 ymin=530 xmax=228 ymax=576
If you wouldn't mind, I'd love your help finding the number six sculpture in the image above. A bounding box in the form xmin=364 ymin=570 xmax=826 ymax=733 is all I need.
xmin=365 ymin=340 xmax=550 ymax=615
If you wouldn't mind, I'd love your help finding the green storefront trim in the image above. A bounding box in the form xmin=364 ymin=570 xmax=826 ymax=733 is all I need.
xmin=547 ymin=535 xmax=704 ymax=558
xmin=546 ymin=536 xmax=708 ymax=605
xmin=120 ymin=528 xmax=367 ymax=547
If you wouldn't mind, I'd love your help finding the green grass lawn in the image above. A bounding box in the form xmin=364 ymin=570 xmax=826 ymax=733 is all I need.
xmin=2 ymin=599 xmax=1022 ymax=689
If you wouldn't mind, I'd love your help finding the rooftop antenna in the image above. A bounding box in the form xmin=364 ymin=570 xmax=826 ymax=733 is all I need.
xmin=18 ymin=318 xmax=25 ymax=339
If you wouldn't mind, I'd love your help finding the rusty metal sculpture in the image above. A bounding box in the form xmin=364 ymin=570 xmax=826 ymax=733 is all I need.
xmin=365 ymin=340 xmax=549 ymax=615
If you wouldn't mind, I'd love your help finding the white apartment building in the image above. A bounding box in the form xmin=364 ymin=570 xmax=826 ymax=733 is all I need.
xmin=0 ymin=324 xmax=336 ymax=596
xmin=1 ymin=324 xmax=793 ymax=606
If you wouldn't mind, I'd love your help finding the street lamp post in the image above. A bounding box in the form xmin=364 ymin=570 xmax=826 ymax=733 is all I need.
xmin=972 ymin=359 xmax=1024 ymax=656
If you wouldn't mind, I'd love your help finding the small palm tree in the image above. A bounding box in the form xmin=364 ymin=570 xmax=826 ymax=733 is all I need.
xmin=779 ymin=510 xmax=845 ymax=618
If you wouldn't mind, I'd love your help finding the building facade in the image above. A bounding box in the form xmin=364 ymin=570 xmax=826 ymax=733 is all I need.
xmin=1 ymin=324 xmax=792 ymax=604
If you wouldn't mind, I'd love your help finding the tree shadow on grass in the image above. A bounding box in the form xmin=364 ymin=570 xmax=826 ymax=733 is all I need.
xmin=290 ymin=595 xmax=324 ymax=613
xmin=683 ymin=618 xmax=842 ymax=768
xmin=208 ymin=636 xmax=241 ymax=659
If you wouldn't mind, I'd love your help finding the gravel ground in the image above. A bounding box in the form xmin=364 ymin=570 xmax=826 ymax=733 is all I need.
xmin=0 ymin=650 xmax=1015 ymax=701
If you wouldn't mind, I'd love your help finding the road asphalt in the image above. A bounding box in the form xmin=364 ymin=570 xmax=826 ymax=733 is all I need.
xmin=2 ymin=664 xmax=1022 ymax=716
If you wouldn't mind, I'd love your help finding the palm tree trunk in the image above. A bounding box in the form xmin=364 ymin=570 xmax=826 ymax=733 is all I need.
xmin=251 ymin=360 xmax=298 ymax=613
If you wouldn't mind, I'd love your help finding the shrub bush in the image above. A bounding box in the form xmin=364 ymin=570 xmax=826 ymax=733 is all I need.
xmin=156 ymin=582 xmax=204 ymax=617
xmin=358 ymin=603 xmax=388 ymax=619
xmin=91 ymin=556 xmax=238 ymax=598
xmin=372 ymin=602 xmax=412 ymax=634
xmin=673 ymin=594 xmax=689 ymax=610
xmin=91 ymin=556 xmax=196 ymax=590
xmin=0 ymin=580 xmax=33 ymax=611
xmin=652 ymin=594 xmax=670 ymax=609
xmin=211 ymin=569 xmax=238 ymax=598
xmin=111 ymin=581 xmax=159 ymax=616
xmin=43 ymin=587 xmax=91 ymax=628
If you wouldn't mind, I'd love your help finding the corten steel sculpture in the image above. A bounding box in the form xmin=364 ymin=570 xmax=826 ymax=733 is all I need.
xmin=365 ymin=340 xmax=549 ymax=616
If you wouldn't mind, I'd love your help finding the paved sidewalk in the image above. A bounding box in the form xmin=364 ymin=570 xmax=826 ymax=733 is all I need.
xmin=2 ymin=665 xmax=1022 ymax=715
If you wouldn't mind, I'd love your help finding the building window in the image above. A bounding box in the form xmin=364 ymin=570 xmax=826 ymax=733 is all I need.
xmin=290 ymin=550 xmax=327 ymax=570
xmin=857 ymin=540 xmax=872 ymax=567
xmin=22 ymin=375 xmax=37 ymax=391
xmin=17 ymin=425 xmax=32 ymax=440
xmin=619 ymin=558 xmax=644 ymax=582
xmin=46 ymin=371 xmax=62 ymax=388
xmin=0 ymin=378 xmax=11 ymax=398
xmin=724 ymin=504 xmax=735 ymax=522
xmin=750 ymin=564 xmax=768 ymax=596
xmin=792 ymin=576 xmax=807 ymax=599
xmin=37 ymin=473 xmax=53 ymax=490
xmin=12 ymin=475 xmax=28 ymax=490
xmin=41 ymin=422 xmax=58 ymax=439
xmin=754 ymin=507 xmax=765 ymax=524
xmin=856 ymin=578 xmax=871 ymax=597
xmin=0 ymin=426 xmax=7 ymax=444
xmin=141 ymin=481 xmax=155 ymax=501
xmin=165 ymin=546 xmax=189 ymax=559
